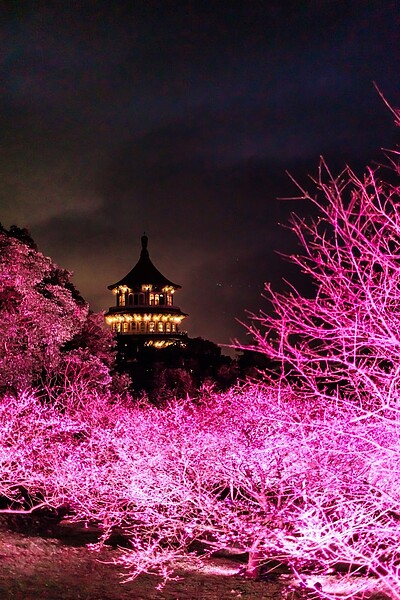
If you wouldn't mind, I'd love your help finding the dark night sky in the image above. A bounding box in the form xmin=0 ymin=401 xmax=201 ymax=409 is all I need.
xmin=1 ymin=1 xmax=399 ymax=351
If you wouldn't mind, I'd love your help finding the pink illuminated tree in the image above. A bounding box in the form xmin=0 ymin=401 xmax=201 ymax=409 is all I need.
xmin=236 ymin=101 xmax=400 ymax=596
xmin=245 ymin=144 xmax=400 ymax=412
xmin=0 ymin=225 xmax=116 ymax=395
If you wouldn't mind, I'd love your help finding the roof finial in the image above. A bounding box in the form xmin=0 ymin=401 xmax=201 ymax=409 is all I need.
xmin=141 ymin=232 xmax=148 ymax=251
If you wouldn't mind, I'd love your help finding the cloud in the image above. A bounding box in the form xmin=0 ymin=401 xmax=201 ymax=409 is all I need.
xmin=1 ymin=1 xmax=399 ymax=348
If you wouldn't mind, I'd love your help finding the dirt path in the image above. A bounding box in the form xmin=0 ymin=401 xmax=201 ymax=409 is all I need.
xmin=0 ymin=527 xmax=287 ymax=600
xmin=0 ymin=523 xmax=391 ymax=600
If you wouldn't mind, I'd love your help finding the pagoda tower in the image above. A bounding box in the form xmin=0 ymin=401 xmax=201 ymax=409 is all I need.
xmin=105 ymin=235 xmax=187 ymax=348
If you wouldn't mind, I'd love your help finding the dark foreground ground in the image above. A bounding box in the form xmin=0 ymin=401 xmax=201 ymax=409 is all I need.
xmin=0 ymin=520 xmax=391 ymax=600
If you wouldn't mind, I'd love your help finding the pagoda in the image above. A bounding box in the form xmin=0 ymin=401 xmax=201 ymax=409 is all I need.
xmin=105 ymin=235 xmax=187 ymax=348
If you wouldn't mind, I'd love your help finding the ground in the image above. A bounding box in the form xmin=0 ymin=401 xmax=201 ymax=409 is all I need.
xmin=0 ymin=519 xmax=391 ymax=599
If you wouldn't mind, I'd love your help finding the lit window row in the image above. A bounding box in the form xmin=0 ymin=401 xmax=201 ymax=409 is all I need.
xmin=149 ymin=293 xmax=173 ymax=306
xmin=112 ymin=321 xmax=177 ymax=334
xmin=117 ymin=291 xmax=173 ymax=307
xmin=106 ymin=313 xmax=183 ymax=324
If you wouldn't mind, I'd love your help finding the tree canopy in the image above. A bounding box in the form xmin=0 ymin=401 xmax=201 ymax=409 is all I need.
xmin=0 ymin=225 xmax=115 ymax=394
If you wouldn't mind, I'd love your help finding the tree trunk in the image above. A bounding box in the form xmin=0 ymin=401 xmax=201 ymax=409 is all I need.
xmin=245 ymin=546 xmax=262 ymax=579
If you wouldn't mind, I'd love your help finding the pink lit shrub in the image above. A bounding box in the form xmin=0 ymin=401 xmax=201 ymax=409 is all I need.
xmin=1 ymin=382 xmax=399 ymax=597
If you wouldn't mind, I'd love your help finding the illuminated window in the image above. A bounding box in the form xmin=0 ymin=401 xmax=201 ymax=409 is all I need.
xmin=149 ymin=293 xmax=154 ymax=305
xmin=167 ymin=295 xmax=172 ymax=306
xmin=171 ymin=323 xmax=176 ymax=332
xmin=154 ymin=294 xmax=159 ymax=306
xmin=165 ymin=322 xmax=171 ymax=333
xmin=157 ymin=322 xmax=164 ymax=332
xmin=149 ymin=321 xmax=155 ymax=332
xmin=122 ymin=322 xmax=129 ymax=333
xmin=116 ymin=322 xmax=121 ymax=332
xmin=118 ymin=292 xmax=125 ymax=306
xmin=131 ymin=322 xmax=137 ymax=332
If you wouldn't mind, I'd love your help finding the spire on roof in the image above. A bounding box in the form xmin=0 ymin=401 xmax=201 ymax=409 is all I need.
xmin=141 ymin=233 xmax=149 ymax=258
xmin=107 ymin=234 xmax=181 ymax=290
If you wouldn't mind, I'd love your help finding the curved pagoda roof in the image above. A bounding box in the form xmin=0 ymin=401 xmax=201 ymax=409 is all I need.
xmin=108 ymin=235 xmax=181 ymax=290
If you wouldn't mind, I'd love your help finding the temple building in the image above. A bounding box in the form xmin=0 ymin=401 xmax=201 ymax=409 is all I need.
xmin=105 ymin=235 xmax=188 ymax=349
